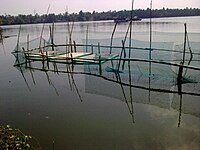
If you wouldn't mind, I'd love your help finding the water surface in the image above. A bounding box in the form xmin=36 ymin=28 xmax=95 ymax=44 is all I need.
xmin=0 ymin=16 xmax=200 ymax=150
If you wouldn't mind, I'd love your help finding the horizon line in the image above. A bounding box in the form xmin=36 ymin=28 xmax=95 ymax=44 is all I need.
xmin=1 ymin=7 xmax=200 ymax=16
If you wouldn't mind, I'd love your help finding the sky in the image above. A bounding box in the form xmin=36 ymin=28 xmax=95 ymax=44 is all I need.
xmin=1 ymin=0 xmax=200 ymax=15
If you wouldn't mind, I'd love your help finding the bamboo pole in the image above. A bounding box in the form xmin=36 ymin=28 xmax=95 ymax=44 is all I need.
xmin=128 ymin=0 xmax=134 ymax=59
xmin=109 ymin=22 xmax=118 ymax=54
xmin=22 ymin=47 xmax=27 ymax=67
xmin=149 ymin=0 xmax=152 ymax=59
xmin=117 ymin=40 xmax=126 ymax=71
xmin=98 ymin=42 xmax=101 ymax=54
xmin=183 ymin=24 xmax=193 ymax=77
xmin=49 ymin=23 xmax=55 ymax=51
xmin=148 ymin=0 xmax=153 ymax=102
xmin=70 ymin=53 xmax=74 ymax=69
xmin=27 ymin=34 xmax=29 ymax=51
xmin=73 ymin=41 xmax=77 ymax=52
xmin=52 ymin=22 xmax=55 ymax=51
xmin=178 ymin=94 xmax=182 ymax=127
xmin=98 ymin=43 xmax=102 ymax=75
xmin=177 ymin=62 xmax=183 ymax=94
xmin=67 ymin=21 xmax=74 ymax=53
xmin=186 ymin=30 xmax=193 ymax=64
xmin=46 ymin=51 xmax=49 ymax=69
xmin=128 ymin=0 xmax=134 ymax=114
xmin=66 ymin=36 xmax=68 ymax=54
xmin=16 ymin=25 xmax=22 ymax=52
xmin=177 ymin=24 xmax=188 ymax=95
xmin=39 ymin=5 xmax=50 ymax=52
xmin=182 ymin=23 xmax=187 ymax=64
xmin=124 ymin=22 xmax=130 ymax=44
xmin=86 ymin=24 xmax=89 ymax=52
xmin=16 ymin=25 xmax=22 ymax=64
xmin=91 ymin=44 xmax=94 ymax=54
xmin=26 ymin=34 xmax=31 ymax=67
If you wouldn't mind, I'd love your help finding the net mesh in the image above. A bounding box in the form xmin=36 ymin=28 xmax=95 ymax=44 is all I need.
xmin=12 ymin=33 xmax=200 ymax=90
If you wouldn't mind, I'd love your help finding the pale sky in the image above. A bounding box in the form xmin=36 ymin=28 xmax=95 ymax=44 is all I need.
xmin=1 ymin=0 xmax=200 ymax=15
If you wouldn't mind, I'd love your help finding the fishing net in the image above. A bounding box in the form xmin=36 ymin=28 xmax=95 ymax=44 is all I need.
xmin=12 ymin=30 xmax=200 ymax=94
xmin=12 ymin=37 xmax=50 ymax=65
xmin=82 ymin=36 xmax=200 ymax=93
xmin=171 ymin=41 xmax=200 ymax=83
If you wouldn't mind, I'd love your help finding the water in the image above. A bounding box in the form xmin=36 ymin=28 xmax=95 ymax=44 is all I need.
xmin=0 ymin=16 xmax=200 ymax=150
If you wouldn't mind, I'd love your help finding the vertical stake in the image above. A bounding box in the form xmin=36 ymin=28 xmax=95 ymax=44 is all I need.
xmin=86 ymin=24 xmax=89 ymax=52
xmin=71 ymin=53 xmax=74 ymax=69
xmin=182 ymin=23 xmax=187 ymax=65
xmin=73 ymin=41 xmax=77 ymax=52
xmin=27 ymin=34 xmax=29 ymax=51
xmin=110 ymin=22 xmax=118 ymax=54
xmin=27 ymin=34 xmax=30 ymax=66
xmin=98 ymin=43 xmax=102 ymax=75
xmin=177 ymin=23 xmax=187 ymax=95
xmin=91 ymin=44 xmax=93 ymax=54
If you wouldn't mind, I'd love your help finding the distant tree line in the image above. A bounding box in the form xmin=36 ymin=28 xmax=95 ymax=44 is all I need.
xmin=0 ymin=7 xmax=200 ymax=25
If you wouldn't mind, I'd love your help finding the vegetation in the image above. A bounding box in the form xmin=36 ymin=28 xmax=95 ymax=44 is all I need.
xmin=0 ymin=125 xmax=31 ymax=149
xmin=0 ymin=7 xmax=200 ymax=25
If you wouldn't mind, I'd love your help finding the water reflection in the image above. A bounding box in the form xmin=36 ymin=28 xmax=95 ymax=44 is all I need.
xmin=14 ymin=58 xmax=200 ymax=126
xmin=4 ymin=17 xmax=200 ymax=149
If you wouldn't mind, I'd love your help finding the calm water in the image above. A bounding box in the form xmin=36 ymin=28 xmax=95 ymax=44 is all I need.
xmin=0 ymin=16 xmax=200 ymax=150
